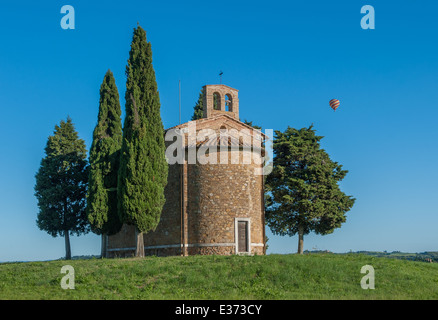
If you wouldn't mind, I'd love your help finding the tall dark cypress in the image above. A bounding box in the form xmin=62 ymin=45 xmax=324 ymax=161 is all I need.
xmin=191 ymin=90 xmax=204 ymax=121
xmin=118 ymin=25 xmax=168 ymax=257
xmin=87 ymin=70 xmax=123 ymax=257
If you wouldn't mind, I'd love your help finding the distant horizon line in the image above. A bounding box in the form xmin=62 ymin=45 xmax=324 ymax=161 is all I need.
xmin=2 ymin=250 xmax=437 ymax=264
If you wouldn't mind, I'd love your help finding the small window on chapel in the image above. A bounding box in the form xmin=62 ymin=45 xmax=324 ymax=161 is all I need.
xmin=213 ymin=92 xmax=221 ymax=110
xmin=225 ymin=94 xmax=232 ymax=112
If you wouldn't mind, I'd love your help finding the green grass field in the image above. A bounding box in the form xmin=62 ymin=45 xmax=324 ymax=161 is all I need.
xmin=1 ymin=253 xmax=437 ymax=299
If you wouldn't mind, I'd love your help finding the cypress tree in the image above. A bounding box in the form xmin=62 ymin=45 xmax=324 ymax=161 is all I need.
xmin=87 ymin=70 xmax=123 ymax=258
xmin=35 ymin=117 xmax=89 ymax=260
xmin=242 ymin=119 xmax=262 ymax=130
xmin=265 ymin=125 xmax=355 ymax=254
xmin=191 ymin=90 xmax=204 ymax=121
xmin=118 ymin=25 xmax=168 ymax=257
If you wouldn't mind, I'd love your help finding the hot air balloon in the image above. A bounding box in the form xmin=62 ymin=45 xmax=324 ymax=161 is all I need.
xmin=329 ymin=99 xmax=340 ymax=111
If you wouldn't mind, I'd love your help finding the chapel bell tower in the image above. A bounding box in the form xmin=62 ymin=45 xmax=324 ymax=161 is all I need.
xmin=202 ymin=84 xmax=239 ymax=120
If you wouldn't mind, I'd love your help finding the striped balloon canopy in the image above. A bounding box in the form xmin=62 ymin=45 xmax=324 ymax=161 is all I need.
xmin=329 ymin=99 xmax=340 ymax=111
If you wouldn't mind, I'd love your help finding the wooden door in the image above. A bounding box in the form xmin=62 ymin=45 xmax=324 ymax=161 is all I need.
xmin=238 ymin=221 xmax=248 ymax=253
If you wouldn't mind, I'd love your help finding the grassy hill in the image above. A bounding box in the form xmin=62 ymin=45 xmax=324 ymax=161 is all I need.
xmin=1 ymin=253 xmax=437 ymax=299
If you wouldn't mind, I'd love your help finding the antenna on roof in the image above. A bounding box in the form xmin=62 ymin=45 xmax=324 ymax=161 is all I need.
xmin=179 ymin=80 xmax=181 ymax=125
xmin=219 ymin=71 xmax=223 ymax=84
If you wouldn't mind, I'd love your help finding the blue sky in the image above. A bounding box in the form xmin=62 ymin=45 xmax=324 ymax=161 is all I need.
xmin=1 ymin=1 xmax=437 ymax=262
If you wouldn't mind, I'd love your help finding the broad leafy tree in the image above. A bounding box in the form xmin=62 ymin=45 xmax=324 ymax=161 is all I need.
xmin=35 ymin=117 xmax=89 ymax=260
xmin=118 ymin=25 xmax=168 ymax=257
xmin=265 ymin=125 xmax=355 ymax=254
xmin=87 ymin=70 xmax=123 ymax=258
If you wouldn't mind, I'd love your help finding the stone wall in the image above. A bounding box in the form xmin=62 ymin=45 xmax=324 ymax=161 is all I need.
xmin=142 ymin=156 xmax=182 ymax=247
xmin=107 ymin=111 xmax=266 ymax=257
xmin=107 ymin=224 xmax=136 ymax=256
xmin=187 ymin=149 xmax=265 ymax=253
xmin=107 ymin=147 xmax=265 ymax=257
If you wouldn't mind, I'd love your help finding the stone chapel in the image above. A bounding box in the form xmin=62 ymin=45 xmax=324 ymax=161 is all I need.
xmin=107 ymin=84 xmax=267 ymax=256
